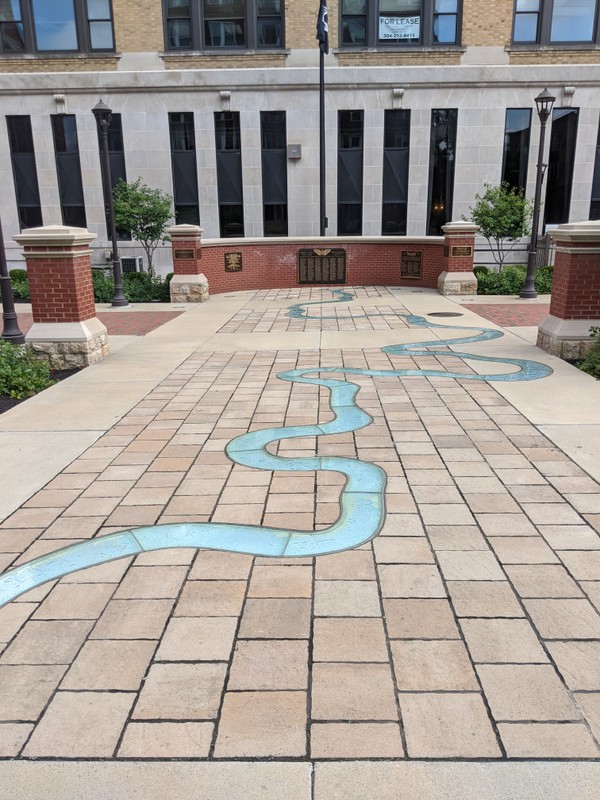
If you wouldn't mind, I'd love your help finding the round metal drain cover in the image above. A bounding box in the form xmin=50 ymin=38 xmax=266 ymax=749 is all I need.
xmin=427 ymin=312 xmax=464 ymax=318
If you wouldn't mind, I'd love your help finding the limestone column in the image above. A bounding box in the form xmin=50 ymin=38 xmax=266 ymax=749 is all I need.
xmin=537 ymin=221 xmax=600 ymax=360
xmin=437 ymin=222 xmax=479 ymax=295
xmin=13 ymin=225 xmax=109 ymax=368
xmin=168 ymin=224 xmax=209 ymax=302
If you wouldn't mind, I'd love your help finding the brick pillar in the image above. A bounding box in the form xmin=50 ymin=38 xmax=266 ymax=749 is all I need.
xmin=13 ymin=225 xmax=109 ymax=368
xmin=437 ymin=222 xmax=479 ymax=295
xmin=168 ymin=224 xmax=209 ymax=303
xmin=537 ymin=221 xmax=600 ymax=360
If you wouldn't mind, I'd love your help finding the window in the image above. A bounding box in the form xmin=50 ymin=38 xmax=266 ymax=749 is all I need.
xmin=427 ymin=108 xmax=457 ymax=236
xmin=382 ymin=109 xmax=410 ymax=234
xmin=513 ymin=0 xmax=599 ymax=44
xmin=340 ymin=0 xmax=460 ymax=48
xmin=544 ymin=108 xmax=579 ymax=226
xmin=215 ymin=111 xmax=244 ymax=237
xmin=169 ymin=112 xmax=200 ymax=225
xmin=338 ymin=110 xmax=364 ymax=235
xmin=0 ymin=0 xmax=114 ymax=54
xmin=502 ymin=109 xmax=531 ymax=192
xmin=261 ymin=111 xmax=288 ymax=236
xmin=7 ymin=115 xmax=42 ymax=230
xmin=590 ymin=119 xmax=600 ymax=220
xmin=163 ymin=0 xmax=283 ymax=50
xmin=52 ymin=114 xmax=86 ymax=228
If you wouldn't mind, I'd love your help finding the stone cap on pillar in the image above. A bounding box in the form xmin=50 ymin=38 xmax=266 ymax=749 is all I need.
xmin=14 ymin=225 xmax=96 ymax=252
xmin=167 ymin=224 xmax=204 ymax=241
xmin=441 ymin=222 xmax=480 ymax=237
xmin=548 ymin=220 xmax=600 ymax=243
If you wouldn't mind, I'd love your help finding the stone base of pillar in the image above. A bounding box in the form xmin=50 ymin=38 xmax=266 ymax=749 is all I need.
xmin=537 ymin=315 xmax=600 ymax=360
xmin=25 ymin=317 xmax=109 ymax=369
xmin=437 ymin=271 xmax=478 ymax=296
xmin=169 ymin=273 xmax=209 ymax=303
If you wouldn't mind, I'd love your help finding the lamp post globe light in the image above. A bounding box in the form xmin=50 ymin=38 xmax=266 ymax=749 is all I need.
xmin=92 ymin=100 xmax=128 ymax=307
xmin=520 ymin=87 xmax=556 ymax=300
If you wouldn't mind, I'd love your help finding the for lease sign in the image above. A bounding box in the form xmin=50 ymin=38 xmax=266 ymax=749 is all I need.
xmin=379 ymin=15 xmax=420 ymax=39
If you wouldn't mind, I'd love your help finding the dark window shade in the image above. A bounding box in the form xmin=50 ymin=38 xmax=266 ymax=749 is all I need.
xmin=427 ymin=108 xmax=457 ymax=235
xmin=52 ymin=114 xmax=86 ymax=229
xmin=260 ymin=111 xmax=288 ymax=235
xmin=338 ymin=110 xmax=364 ymax=235
xmin=590 ymin=119 xmax=600 ymax=220
xmin=382 ymin=109 xmax=410 ymax=234
xmin=502 ymin=108 xmax=531 ymax=192
xmin=215 ymin=111 xmax=244 ymax=237
xmin=7 ymin=115 xmax=43 ymax=231
xmin=544 ymin=108 xmax=579 ymax=226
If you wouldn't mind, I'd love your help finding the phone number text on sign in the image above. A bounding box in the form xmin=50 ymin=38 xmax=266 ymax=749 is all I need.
xmin=379 ymin=16 xmax=420 ymax=39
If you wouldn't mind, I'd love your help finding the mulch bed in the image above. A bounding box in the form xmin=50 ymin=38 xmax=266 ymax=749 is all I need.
xmin=0 ymin=368 xmax=81 ymax=415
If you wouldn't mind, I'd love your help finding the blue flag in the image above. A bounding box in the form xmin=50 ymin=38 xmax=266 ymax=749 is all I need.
xmin=316 ymin=1 xmax=329 ymax=54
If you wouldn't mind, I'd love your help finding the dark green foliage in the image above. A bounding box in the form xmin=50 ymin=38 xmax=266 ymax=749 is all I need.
xmin=475 ymin=265 xmax=553 ymax=296
xmin=0 ymin=341 xmax=55 ymax=399
xmin=91 ymin=268 xmax=172 ymax=303
xmin=91 ymin=269 xmax=115 ymax=303
xmin=578 ymin=326 xmax=600 ymax=380
xmin=9 ymin=269 xmax=30 ymax=300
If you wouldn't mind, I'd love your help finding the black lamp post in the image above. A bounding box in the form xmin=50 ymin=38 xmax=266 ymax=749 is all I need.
xmin=92 ymin=100 xmax=128 ymax=307
xmin=520 ymin=87 xmax=556 ymax=299
xmin=0 ymin=216 xmax=25 ymax=344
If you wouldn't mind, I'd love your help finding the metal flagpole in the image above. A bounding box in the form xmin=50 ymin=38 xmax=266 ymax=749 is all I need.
xmin=317 ymin=1 xmax=329 ymax=236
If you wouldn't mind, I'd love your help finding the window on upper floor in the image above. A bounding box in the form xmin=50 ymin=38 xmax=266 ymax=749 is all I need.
xmin=340 ymin=0 xmax=461 ymax=48
xmin=163 ymin=0 xmax=284 ymax=51
xmin=513 ymin=0 xmax=600 ymax=45
xmin=0 ymin=0 xmax=114 ymax=54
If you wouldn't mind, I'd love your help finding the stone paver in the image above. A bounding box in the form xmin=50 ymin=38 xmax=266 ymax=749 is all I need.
xmin=1 ymin=287 xmax=600 ymax=766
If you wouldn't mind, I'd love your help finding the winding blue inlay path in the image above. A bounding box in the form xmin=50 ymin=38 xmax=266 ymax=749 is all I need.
xmin=0 ymin=290 xmax=552 ymax=608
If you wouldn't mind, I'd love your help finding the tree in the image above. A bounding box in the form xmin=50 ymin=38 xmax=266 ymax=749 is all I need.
xmin=468 ymin=182 xmax=534 ymax=269
xmin=113 ymin=178 xmax=173 ymax=277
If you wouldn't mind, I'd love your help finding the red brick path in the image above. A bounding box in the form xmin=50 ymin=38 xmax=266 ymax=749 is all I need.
xmin=13 ymin=310 xmax=183 ymax=337
xmin=461 ymin=303 xmax=550 ymax=327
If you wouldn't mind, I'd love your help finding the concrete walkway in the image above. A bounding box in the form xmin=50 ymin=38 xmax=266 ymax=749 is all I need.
xmin=0 ymin=288 xmax=599 ymax=798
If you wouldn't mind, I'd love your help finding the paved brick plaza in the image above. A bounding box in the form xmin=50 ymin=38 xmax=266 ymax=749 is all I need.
xmin=0 ymin=288 xmax=599 ymax=795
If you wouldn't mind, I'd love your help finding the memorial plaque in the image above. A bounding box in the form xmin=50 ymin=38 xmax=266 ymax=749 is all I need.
xmin=451 ymin=245 xmax=473 ymax=257
xmin=298 ymin=248 xmax=346 ymax=284
xmin=401 ymin=250 xmax=423 ymax=280
xmin=174 ymin=248 xmax=195 ymax=260
xmin=225 ymin=252 xmax=242 ymax=272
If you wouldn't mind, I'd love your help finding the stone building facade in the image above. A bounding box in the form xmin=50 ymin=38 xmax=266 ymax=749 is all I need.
xmin=1 ymin=0 xmax=600 ymax=271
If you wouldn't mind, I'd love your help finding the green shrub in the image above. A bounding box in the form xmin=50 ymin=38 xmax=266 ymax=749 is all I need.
xmin=0 ymin=341 xmax=55 ymax=399
xmin=123 ymin=271 xmax=153 ymax=302
xmin=9 ymin=269 xmax=30 ymax=300
xmin=475 ymin=265 xmax=553 ymax=296
xmin=534 ymin=265 xmax=553 ymax=294
xmin=91 ymin=268 xmax=115 ymax=303
xmin=578 ymin=326 xmax=600 ymax=380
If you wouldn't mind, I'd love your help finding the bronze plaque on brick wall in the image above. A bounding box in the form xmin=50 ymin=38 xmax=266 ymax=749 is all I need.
xmin=451 ymin=245 xmax=473 ymax=257
xmin=401 ymin=250 xmax=423 ymax=280
xmin=174 ymin=248 xmax=195 ymax=260
xmin=298 ymin=248 xmax=346 ymax=284
xmin=224 ymin=252 xmax=242 ymax=272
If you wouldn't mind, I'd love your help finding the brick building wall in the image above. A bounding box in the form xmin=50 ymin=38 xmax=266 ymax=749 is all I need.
xmin=113 ymin=0 xmax=164 ymax=53
xmin=197 ymin=240 xmax=446 ymax=295
xmin=462 ymin=0 xmax=513 ymax=47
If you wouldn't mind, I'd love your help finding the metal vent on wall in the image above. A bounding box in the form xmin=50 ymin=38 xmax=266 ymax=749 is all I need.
xmin=298 ymin=248 xmax=346 ymax=284
xmin=120 ymin=256 xmax=143 ymax=274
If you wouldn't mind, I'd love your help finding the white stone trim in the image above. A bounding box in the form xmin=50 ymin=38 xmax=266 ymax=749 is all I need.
xmin=25 ymin=317 xmax=107 ymax=343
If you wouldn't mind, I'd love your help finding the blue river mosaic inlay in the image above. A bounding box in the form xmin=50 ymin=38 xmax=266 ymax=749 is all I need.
xmin=0 ymin=290 xmax=553 ymax=607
